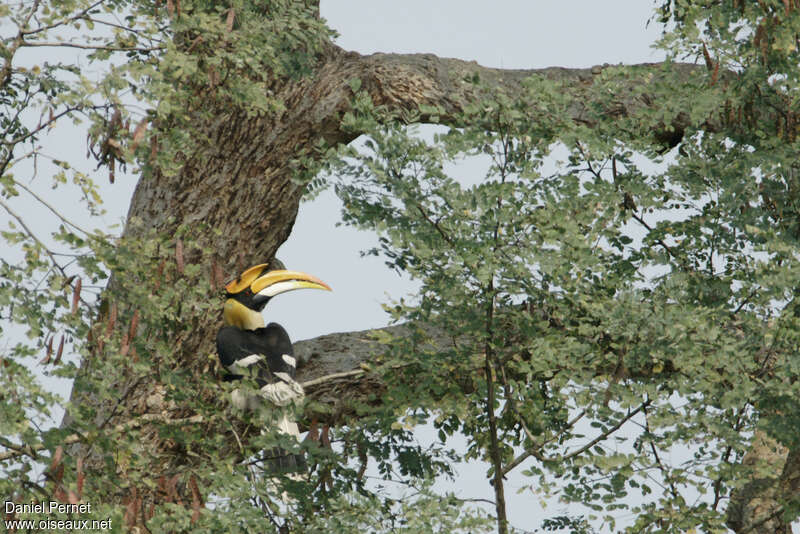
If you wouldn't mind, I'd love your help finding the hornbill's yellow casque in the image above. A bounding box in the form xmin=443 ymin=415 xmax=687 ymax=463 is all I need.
xmin=216 ymin=263 xmax=331 ymax=473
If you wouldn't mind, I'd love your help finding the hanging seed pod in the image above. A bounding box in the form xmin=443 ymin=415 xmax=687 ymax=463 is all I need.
xmin=49 ymin=445 xmax=63 ymax=475
xmin=226 ymin=8 xmax=235 ymax=32
xmin=702 ymin=42 xmax=713 ymax=71
xmin=54 ymin=335 xmax=65 ymax=365
xmin=124 ymin=487 xmax=139 ymax=528
xmin=71 ymin=278 xmax=82 ymax=315
xmin=76 ymin=457 xmax=84 ymax=499
xmin=149 ymin=134 xmax=158 ymax=163
xmin=211 ymin=256 xmax=224 ymax=290
xmin=128 ymin=310 xmax=140 ymax=343
xmin=106 ymin=302 xmax=118 ymax=338
xmin=40 ymin=336 xmax=53 ymax=365
xmin=131 ymin=119 xmax=147 ymax=151
xmin=154 ymin=259 xmax=167 ymax=291
xmin=175 ymin=239 xmax=185 ymax=275
xmin=189 ymin=475 xmax=203 ymax=524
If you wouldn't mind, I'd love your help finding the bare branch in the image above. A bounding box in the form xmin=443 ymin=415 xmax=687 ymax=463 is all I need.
xmin=2 ymin=104 xmax=99 ymax=148
xmin=19 ymin=41 xmax=163 ymax=53
xmin=20 ymin=0 xmax=105 ymax=37
xmin=0 ymin=197 xmax=69 ymax=277
xmin=642 ymin=400 xmax=679 ymax=499
xmin=12 ymin=179 xmax=94 ymax=236
xmin=300 ymin=369 xmax=364 ymax=388
xmin=561 ymin=400 xmax=650 ymax=461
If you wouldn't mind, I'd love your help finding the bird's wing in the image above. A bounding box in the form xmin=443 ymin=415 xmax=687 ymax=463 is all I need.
xmin=216 ymin=325 xmax=274 ymax=387
xmin=216 ymin=323 xmax=302 ymax=402
xmin=251 ymin=322 xmax=296 ymax=379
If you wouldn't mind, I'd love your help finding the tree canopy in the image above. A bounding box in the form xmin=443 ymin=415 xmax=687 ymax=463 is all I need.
xmin=1 ymin=1 xmax=799 ymax=533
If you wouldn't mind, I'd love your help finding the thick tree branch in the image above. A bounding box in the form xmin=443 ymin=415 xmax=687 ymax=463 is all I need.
xmin=354 ymin=51 xmax=706 ymax=146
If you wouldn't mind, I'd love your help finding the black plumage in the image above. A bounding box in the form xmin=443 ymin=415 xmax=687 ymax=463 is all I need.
xmin=216 ymin=323 xmax=295 ymax=386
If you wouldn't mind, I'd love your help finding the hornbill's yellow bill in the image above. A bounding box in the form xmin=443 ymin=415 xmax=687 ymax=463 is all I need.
xmin=222 ymin=266 xmax=331 ymax=330
xmin=225 ymin=265 xmax=331 ymax=310
xmin=249 ymin=269 xmax=331 ymax=297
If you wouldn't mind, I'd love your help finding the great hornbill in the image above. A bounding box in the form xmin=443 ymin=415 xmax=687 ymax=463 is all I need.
xmin=216 ymin=262 xmax=331 ymax=473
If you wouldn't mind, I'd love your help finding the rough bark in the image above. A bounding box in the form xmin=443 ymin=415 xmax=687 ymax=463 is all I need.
xmin=64 ymin=17 xmax=795 ymax=531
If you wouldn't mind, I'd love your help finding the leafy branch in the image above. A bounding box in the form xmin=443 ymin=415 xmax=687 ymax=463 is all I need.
xmin=0 ymin=369 xmax=371 ymax=463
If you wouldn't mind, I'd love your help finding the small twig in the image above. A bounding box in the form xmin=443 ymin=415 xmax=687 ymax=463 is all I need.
xmin=628 ymin=209 xmax=698 ymax=274
xmin=498 ymin=366 xmax=545 ymax=459
xmin=0 ymin=435 xmax=39 ymax=460
xmin=501 ymin=406 xmax=587 ymax=477
xmin=415 ymin=203 xmax=454 ymax=246
xmin=642 ymin=400 xmax=679 ymax=499
xmin=0 ymin=431 xmax=80 ymax=463
xmin=501 ymin=400 xmax=649 ymax=477
xmin=732 ymin=288 xmax=758 ymax=315
xmin=712 ymin=406 xmax=747 ymax=510
xmin=12 ymin=179 xmax=94 ymax=235
xmin=451 ymin=496 xmax=496 ymax=506
xmin=237 ymin=423 xmax=282 ymax=529
xmin=83 ymin=17 xmax=159 ymax=39
xmin=0 ymin=197 xmax=68 ymax=277
xmin=21 ymin=0 xmax=105 ymax=36
xmin=540 ymin=409 xmax=586 ymax=448
xmin=562 ymin=400 xmax=649 ymax=461
xmin=0 ymin=197 xmax=94 ymax=310
xmin=300 ymin=369 xmax=364 ymax=388
xmin=19 ymin=41 xmax=163 ymax=53
xmin=98 ymin=377 xmax=146 ymax=431
xmin=229 ymin=421 xmax=245 ymax=455
xmin=2 ymin=104 xmax=91 ymax=148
